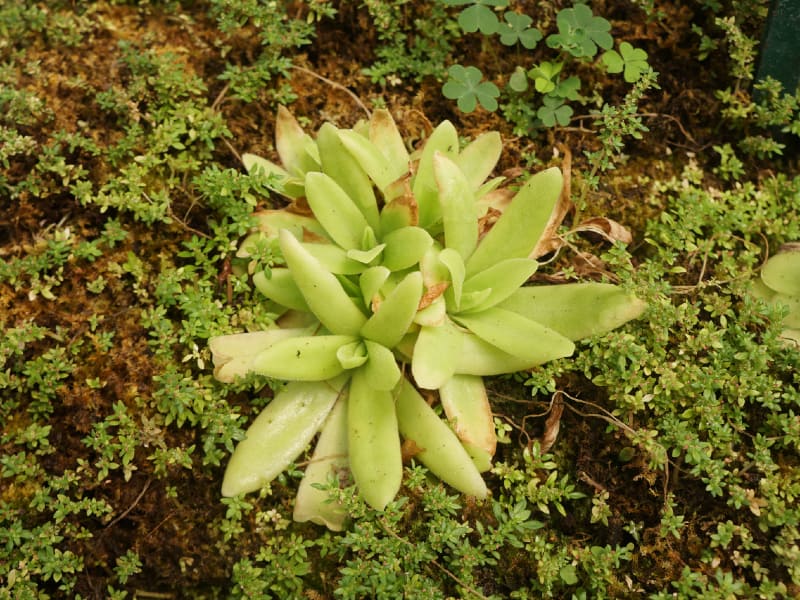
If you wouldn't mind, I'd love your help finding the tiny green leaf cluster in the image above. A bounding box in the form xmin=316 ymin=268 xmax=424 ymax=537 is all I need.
xmin=439 ymin=1 xmax=652 ymax=131
xmin=209 ymin=107 xmax=645 ymax=528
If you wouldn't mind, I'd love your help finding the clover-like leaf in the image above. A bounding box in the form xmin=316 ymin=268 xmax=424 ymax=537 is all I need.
xmin=527 ymin=61 xmax=563 ymax=94
xmin=442 ymin=65 xmax=500 ymax=113
xmin=546 ymin=4 xmax=613 ymax=58
xmin=497 ymin=12 xmax=542 ymax=49
xmin=443 ymin=0 xmax=509 ymax=34
xmin=537 ymin=95 xmax=573 ymax=128
xmin=602 ymin=42 xmax=650 ymax=83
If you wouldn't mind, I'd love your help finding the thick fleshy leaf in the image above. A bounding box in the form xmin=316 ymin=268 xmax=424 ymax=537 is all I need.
xmin=347 ymin=243 xmax=386 ymax=265
xmin=253 ymin=269 xmax=310 ymax=312
xmin=348 ymin=368 xmax=402 ymax=510
xmin=498 ymin=283 xmax=647 ymax=341
xmin=359 ymin=266 xmax=392 ymax=308
xmin=439 ymin=375 xmax=496 ymax=472
xmin=317 ymin=122 xmax=380 ymax=231
xmin=380 ymin=178 xmax=419 ymax=233
xmin=302 ymin=242 xmax=365 ymax=275
xmin=221 ymin=377 xmax=346 ymax=496
xmin=363 ymin=340 xmax=402 ymax=391
xmin=241 ymin=154 xmax=305 ymax=199
xmin=454 ymin=131 xmax=502 ymax=191
xmin=338 ymin=129 xmax=401 ymax=191
xmin=361 ymin=271 xmax=424 ymax=348
xmin=280 ymin=230 xmax=367 ymax=335
xmin=439 ymin=248 xmax=465 ymax=311
xmin=395 ymin=378 xmax=487 ymax=498
xmin=454 ymin=307 xmax=574 ymax=363
xmin=459 ymin=258 xmax=539 ymax=313
xmin=336 ymin=340 xmax=368 ymax=370
xmin=466 ymin=166 xmax=563 ymax=276
xmin=434 ymin=152 xmax=478 ymax=261
xmin=210 ymin=329 xmax=311 ymax=383
xmin=454 ymin=331 xmax=560 ymax=376
xmin=412 ymin=319 xmax=462 ymax=389
xmin=305 ymin=172 xmax=370 ymax=251
xmin=249 ymin=209 xmax=328 ymax=244
xmin=251 ymin=335 xmax=355 ymax=381
xmin=414 ymin=296 xmax=447 ymax=327
xmin=276 ymin=105 xmax=321 ymax=177
xmin=381 ymin=226 xmax=433 ymax=271
xmin=761 ymin=248 xmax=800 ymax=296
xmin=369 ymin=109 xmax=410 ymax=172
xmin=293 ymin=394 xmax=349 ymax=531
xmin=413 ymin=120 xmax=459 ymax=228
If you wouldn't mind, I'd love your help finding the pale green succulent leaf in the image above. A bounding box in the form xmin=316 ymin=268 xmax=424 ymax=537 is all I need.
xmin=361 ymin=271 xmax=424 ymax=348
xmin=305 ymin=172 xmax=370 ymax=251
xmin=363 ymin=340 xmax=402 ymax=391
xmin=336 ymin=340 xmax=368 ymax=370
xmin=280 ymin=230 xmax=367 ymax=336
xmin=420 ymin=244 xmax=450 ymax=289
xmin=466 ymin=166 xmax=563 ymax=276
xmin=210 ymin=328 xmax=312 ymax=383
xmin=439 ymin=374 xmax=496 ymax=472
xmin=293 ymin=394 xmax=349 ymax=530
xmin=250 ymin=209 xmax=328 ymax=244
xmin=395 ymin=378 xmax=487 ymax=498
xmin=276 ymin=105 xmax=321 ymax=177
xmin=346 ymin=243 xmax=386 ymax=265
xmin=454 ymin=131 xmax=502 ymax=191
xmin=221 ymin=378 xmax=346 ymax=496
xmin=414 ymin=295 xmax=447 ymax=327
xmin=498 ymin=283 xmax=647 ymax=341
xmin=369 ymin=109 xmax=410 ymax=172
xmin=434 ymin=151 xmax=479 ymax=261
xmin=317 ymin=122 xmax=381 ymax=231
xmin=474 ymin=175 xmax=506 ymax=201
xmin=459 ymin=258 xmax=538 ymax=313
xmin=253 ymin=269 xmax=310 ymax=312
xmin=455 ymin=307 xmax=574 ymax=364
xmin=413 ymin=120 xmax=460 ymax=228
xmin=412 ymin=320 xmax=462 ymax=389
xmin=359 ymin=266 xmax=392 ymax=308
xmin=453 ymin=331 xmax=558 ymax=376
xmin=338 ymin=129 xmax=402 ymax=191
xmin=381 ymin=226 xmax=434 ymax=271
xmin=348 ymin=368 xmax=402 ymax=510
xmin=439 ymin=247 xmax=465 ymax=310
xmin=301 ymin=242 xmax=366 ymax=275
xmin=252 ymin=335 xmax=356 ymax=381
xmin=761 ymin=249 xmax=800 ymax=296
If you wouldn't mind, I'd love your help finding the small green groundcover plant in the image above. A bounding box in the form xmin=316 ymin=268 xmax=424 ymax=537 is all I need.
xmin=208 ymin=107 xmax=645 ymax=529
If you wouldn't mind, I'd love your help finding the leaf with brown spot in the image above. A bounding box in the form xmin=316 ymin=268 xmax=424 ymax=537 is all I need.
xmin=418 ymin=282 xmax=449 ymax=310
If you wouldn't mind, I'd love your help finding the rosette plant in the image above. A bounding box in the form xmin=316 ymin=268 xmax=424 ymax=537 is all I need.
xmin=752 ymin=243 xmax=800 ymax=346
xmin=209 ymin=107 xmax=645 ymax=530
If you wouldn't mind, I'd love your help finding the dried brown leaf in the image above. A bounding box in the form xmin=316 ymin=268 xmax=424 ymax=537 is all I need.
xmin=573 ymin=217 xmax=633 ymax=245
xmin=539 ymin=395 xmax=564 ymax=453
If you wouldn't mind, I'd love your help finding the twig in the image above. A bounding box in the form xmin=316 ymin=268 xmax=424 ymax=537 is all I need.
xmin=105 ymin=477 xmax=152 ymax=529
xmin=289 ymin=65 xmax=371 ymax=118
